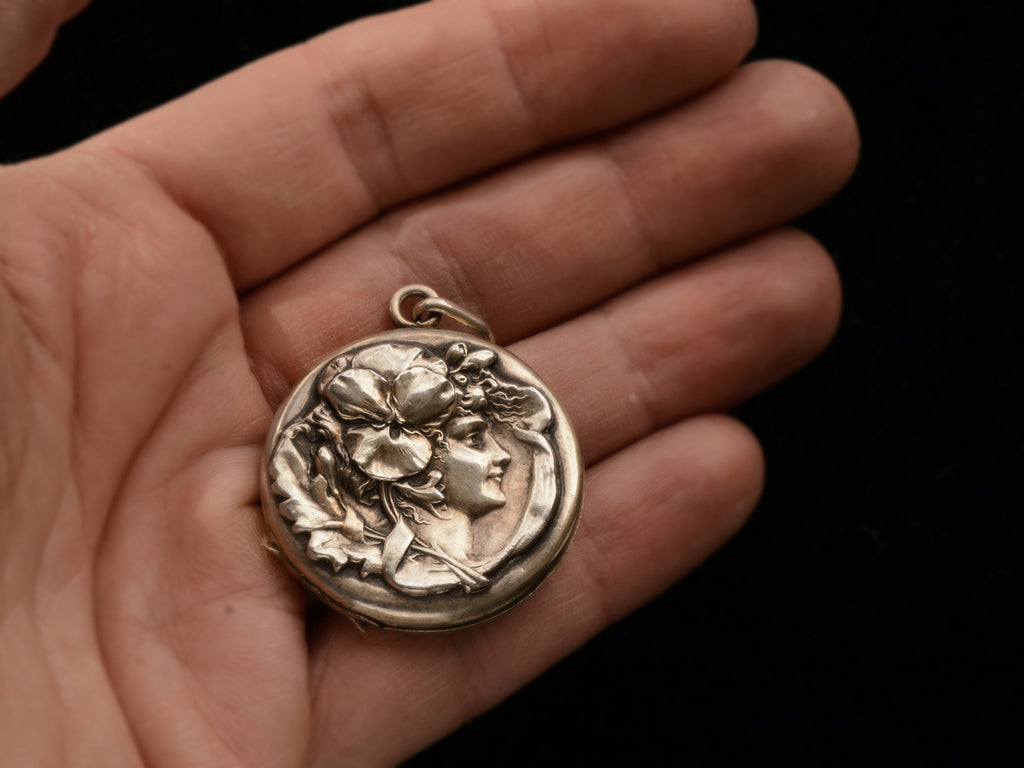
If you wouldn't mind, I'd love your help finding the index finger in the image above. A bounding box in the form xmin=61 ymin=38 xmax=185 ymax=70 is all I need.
xmin=82 ymin=0 xmax=756 ymax=289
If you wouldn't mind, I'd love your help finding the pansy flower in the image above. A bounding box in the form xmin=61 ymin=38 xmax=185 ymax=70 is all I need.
xmin=321 ymin=344 xmax=457 ymax=481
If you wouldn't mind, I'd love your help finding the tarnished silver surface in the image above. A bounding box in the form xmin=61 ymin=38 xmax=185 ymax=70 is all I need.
xmin=261 ymin=287 xmax=582 ymax=630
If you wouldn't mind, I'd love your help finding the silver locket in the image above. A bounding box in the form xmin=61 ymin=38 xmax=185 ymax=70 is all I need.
xmin=260 ymin=286 xmax=583 ymax=630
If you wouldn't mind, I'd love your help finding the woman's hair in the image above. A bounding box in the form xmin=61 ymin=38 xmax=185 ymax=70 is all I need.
xmin=445 ymin=343 xmax=536 ymax=425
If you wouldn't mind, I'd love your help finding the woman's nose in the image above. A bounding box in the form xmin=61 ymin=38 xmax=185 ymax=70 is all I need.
xmin=491 ymin=438 xmax=511 ymax=467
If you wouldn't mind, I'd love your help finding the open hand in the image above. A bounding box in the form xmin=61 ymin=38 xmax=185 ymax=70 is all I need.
xmin=0 ymin=0 xmax=858 ymax=765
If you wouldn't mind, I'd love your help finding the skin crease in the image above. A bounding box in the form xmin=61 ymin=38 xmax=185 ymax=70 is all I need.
xmin=0 ymin=0 xmax=859 ymax=766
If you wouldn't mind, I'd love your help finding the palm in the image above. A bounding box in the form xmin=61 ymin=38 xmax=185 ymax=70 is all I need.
xmin=0 ymin=1 xmax=858 ymax=766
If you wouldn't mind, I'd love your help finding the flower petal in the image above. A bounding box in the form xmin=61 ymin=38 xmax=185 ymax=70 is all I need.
xmin=344 ymin=424 xmax=432 ymax=481
xmin=351 ymin=343 xmax=446 ymax=379
xmin=323 ymin=368 xmax=391 ymax=421
xmin=393 ymin=367 xmax=457 ymax=425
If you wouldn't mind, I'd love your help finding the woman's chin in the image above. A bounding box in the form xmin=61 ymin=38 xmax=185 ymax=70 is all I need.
xmin=485 ymin=486 xmax=508 ymax=509
xmin=463 ymin=495 xmax=506 ymax=518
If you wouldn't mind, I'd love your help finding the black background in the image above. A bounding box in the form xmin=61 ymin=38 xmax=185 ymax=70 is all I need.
xmin=1 ymin=1 xmax=1019 ymax=765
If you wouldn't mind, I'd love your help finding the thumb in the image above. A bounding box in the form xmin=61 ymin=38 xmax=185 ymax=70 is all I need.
xmin=0 ymin=0 xmax=90 ymax=96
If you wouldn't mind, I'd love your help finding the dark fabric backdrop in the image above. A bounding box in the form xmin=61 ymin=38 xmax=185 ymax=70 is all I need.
xmin=1 ymin=1 xmax=1019 ymax=764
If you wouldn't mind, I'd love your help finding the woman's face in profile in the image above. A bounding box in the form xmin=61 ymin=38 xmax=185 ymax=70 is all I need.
xmin=439 ymin=414 xmax=511 ymax=517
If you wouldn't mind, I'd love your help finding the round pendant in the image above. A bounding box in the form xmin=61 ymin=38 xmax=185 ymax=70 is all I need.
xmin=260 ymin=287 xmax=583 ymax=630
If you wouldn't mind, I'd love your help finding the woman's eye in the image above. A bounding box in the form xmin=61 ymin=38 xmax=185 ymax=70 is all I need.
xmin=469 ymin=433 xmax=486 ymax=448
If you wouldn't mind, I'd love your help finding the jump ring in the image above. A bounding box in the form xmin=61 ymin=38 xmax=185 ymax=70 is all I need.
xmin=389 ymin=284 xmax=441 ymax=328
